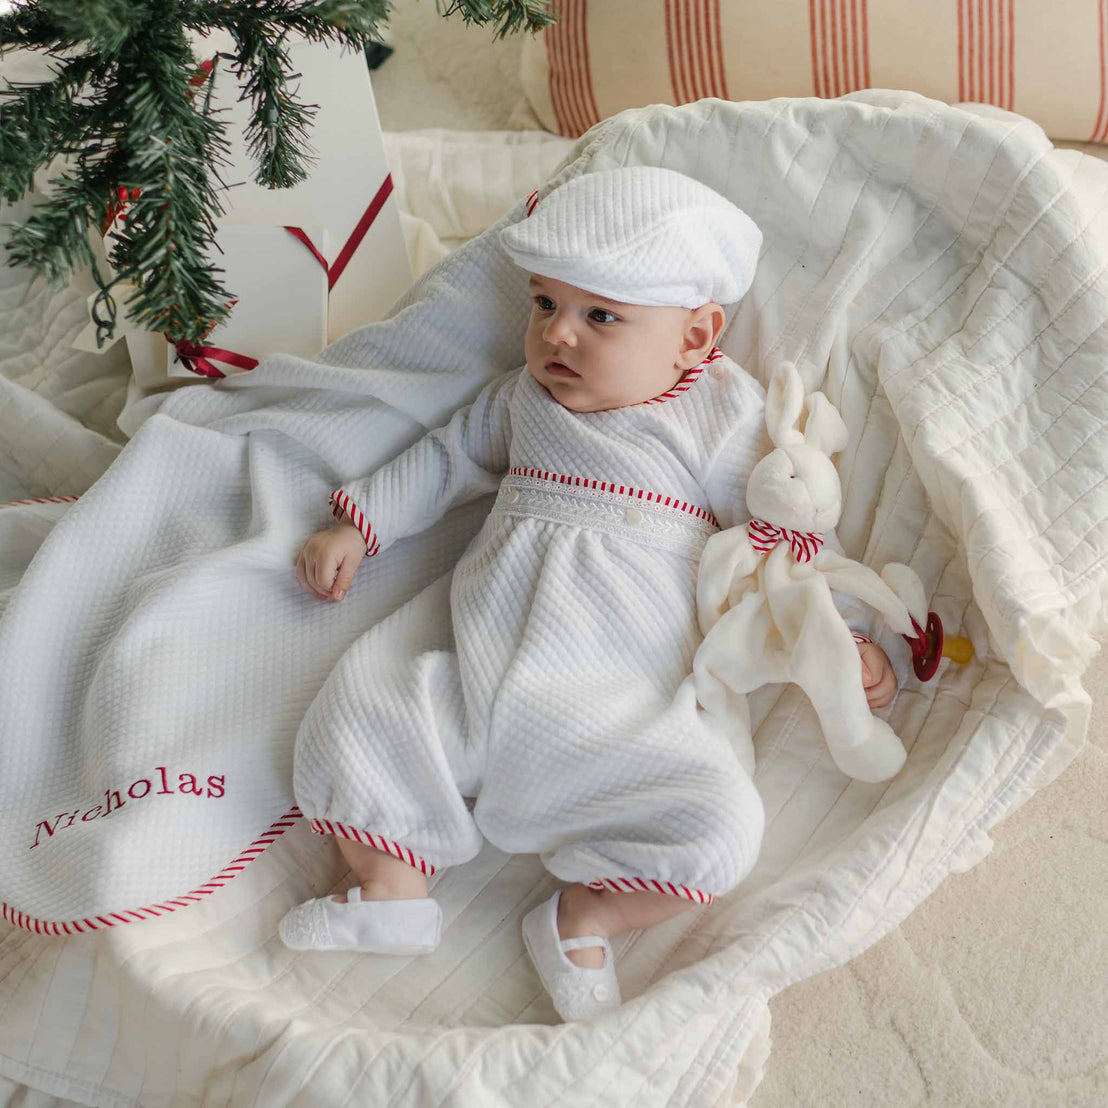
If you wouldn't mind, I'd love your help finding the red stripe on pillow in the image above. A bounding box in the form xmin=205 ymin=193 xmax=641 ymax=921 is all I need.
xmin=811 ymin=0 xmax=868 ymax=98
xmin=959 ymin=0 xmax=1014 ymax=111
xmin=546 ymin=0 xmax=598 ymax=138
xmin=989 ymin=0 xmax=997 ymax=106
xmin=979 ymin=0 xmax=986 ymax=107
xmin=545 ymin=7 xmax=567 ymax=134
xmin=577 ymin=0 xmax=600 ymax=127
xmin=697 ymin=0 xmax=712 ymax=98
xmin=809 ymin=0 xmax=824 ymax=97
xmin=565 ymin=0 xmax=586 ymax=136
xmin=666 ymin=0 xmax=686 ymax=104
xmin=861 ymin=0 xmax=870 ymax=86
xmin=547 ymin=2 xmax=578 ymax=136
xmin=1006 ymin=0 xmax=1014 ymax=112
xmin=690 ymin=0 xmax=706 ymax=99
xmin=1095 ymin=0 xmax=1108 ymax=140
xmin=711 ymin=0 xmax=728 ymax=98
xmin=957 ymin=0 xmax=965 ymax=101
xmin=819 ymin=1 xmax=832 ymax=96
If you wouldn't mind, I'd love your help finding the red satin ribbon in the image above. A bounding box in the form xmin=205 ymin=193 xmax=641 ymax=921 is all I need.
xmin=173 ymin=341 xmax=259 ymax=379
xmin=173 ymin=178 xmax=394 ymax=378
xmin=284 ymin=173 xmax=395 ymax=291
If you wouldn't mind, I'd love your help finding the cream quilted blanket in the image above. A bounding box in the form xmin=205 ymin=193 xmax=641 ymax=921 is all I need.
xmin=1 ymin=91 xmax=1106 ymax=1106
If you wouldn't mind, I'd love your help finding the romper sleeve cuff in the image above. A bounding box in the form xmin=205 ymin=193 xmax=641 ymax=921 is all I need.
xmin=328 ymin=489 xmax=380 ymax=557
xmin=852 ymin=632 xmax=873 ymax=645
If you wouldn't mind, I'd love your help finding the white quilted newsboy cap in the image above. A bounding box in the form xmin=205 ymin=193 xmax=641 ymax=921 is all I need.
xmin=499 ymin=165 xmax=762 ymax=309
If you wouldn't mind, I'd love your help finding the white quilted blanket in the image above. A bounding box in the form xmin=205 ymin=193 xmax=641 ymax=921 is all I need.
xmin=1 ymin=91 xmax=1106 ymax=1107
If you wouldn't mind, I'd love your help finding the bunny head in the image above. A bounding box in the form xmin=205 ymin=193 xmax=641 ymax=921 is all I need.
xmin=745 ymin=362 xmax=847 ymax=533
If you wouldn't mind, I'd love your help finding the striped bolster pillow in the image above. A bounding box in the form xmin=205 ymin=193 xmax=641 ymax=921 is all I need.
xmin=519 ymin=0 xmax=1108 ymax=144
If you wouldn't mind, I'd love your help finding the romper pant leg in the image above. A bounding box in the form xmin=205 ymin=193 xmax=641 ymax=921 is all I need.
xmin=468 ymin=526 xmax=765 ymax=904
xmin=293 ymin=570 xmax=485 ymax=875
xmin=479 ymin=674 xmax=763 ymax=902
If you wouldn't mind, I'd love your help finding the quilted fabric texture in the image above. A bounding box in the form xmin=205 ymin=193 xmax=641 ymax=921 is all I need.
xmin=0 ymin=91 xmax=1106 ymax=1108
xmin=297 ymin=360 xmax=767 ymax=898
xmin=498 ymin=165 xmax=762 ymax=307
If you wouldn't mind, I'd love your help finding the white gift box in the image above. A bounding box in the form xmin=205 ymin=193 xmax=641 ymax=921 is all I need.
xmin=71 ymin=30 xmax=412 ymax=396
xmin=74 ymin=226 xmax=329 ymax=389
xmin=196 ymin=29 xmax=412 ymax=344
xmin=166 ymin=225 xmax=329 ymax=380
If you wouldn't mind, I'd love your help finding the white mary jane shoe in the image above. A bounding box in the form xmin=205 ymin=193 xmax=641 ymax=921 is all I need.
xmin=521 ymin=890 xmax=622 ymax=1022
xmin=278 ymin=886 xmax=442 ymax=955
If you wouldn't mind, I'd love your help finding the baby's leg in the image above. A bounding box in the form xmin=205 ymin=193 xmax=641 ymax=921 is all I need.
xmin=555 ymin=883 xmax=700 ymax=967
xmin=332 ymin=835 xmax=429 ymax=903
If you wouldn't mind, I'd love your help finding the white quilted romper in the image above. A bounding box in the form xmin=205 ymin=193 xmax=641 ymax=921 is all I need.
xmin=293 ymin=350 xmax=770 ymax=903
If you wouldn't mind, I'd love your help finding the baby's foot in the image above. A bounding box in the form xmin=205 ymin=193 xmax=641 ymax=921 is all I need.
xmin=280 ymin=886 xmax=442 ymax=954
xmin=522 ymin=890 xmax=621 ymax=1021
xmin=556 ymin=890 xmax=607 ymax=967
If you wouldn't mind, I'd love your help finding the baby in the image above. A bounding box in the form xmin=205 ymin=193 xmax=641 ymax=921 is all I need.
xmin=280 ymin=167 xmax=897 ymax=1021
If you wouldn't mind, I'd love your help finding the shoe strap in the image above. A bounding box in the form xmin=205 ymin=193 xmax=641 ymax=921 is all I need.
xmin=560 ymin=935 xmax=608 ymax=952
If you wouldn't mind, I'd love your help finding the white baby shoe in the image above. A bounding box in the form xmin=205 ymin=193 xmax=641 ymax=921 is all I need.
xmin=521 ymin=890 xmax=622 ymax=1021
xmin=278 ymin=886 xmax=442 ymax=955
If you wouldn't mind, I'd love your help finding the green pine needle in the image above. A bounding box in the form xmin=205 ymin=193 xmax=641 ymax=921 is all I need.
xmin=0 ymin=0 xmax=559 ymax=345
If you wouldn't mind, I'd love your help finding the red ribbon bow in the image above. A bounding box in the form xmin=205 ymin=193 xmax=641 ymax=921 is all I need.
xmin=173 ymin=341 xmax=259 ymax=379
xmin=748 ymin=518 xmax=824 ymax=563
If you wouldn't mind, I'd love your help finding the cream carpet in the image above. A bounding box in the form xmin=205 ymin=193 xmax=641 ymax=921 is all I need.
xmin=371 ymin=7 xmax=1108 ymax=1105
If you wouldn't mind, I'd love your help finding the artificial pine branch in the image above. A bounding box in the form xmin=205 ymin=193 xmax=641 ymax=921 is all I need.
xmin=0 ymin=0 xmax=556 ymax=346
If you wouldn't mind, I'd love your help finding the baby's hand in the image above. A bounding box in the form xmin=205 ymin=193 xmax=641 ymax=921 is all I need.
xmin=295 ymin=520 xmax=367 ymax=601
xmin=857 ymin=639 xmax=897 ymax=709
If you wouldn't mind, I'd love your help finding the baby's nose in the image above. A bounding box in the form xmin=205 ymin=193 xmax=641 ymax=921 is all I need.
xmin=543 ymin=313 xmax=576 ymax=345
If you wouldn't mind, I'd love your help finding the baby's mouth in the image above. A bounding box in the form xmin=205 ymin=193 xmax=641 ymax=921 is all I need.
xmin=545 ymin=360 xmax=580 ymax=378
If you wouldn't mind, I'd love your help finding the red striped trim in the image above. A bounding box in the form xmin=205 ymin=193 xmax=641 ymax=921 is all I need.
xmin=526 ymin=189 xmax=540 ymax=216
xmin=545 ymin=0 xmax=599 ymax=138
xmin=959 ymin=0 xmax=1013 ymax=110
xmin=1 ymin=808 xmax=303 ymax=936
xmin=328 ymin=489 xmax=380 ymax=557
xmin=0 ymin=494 xmax=81 ymax=509
xmin=642 ymin=345 xmax=720 ymax=406
xmin=809 ymin=0 xmax=869 ymax=98
xmin=308 ymin=818 xmax=436 ymax=876
xmin=852 ymin=632 xmax=873 ymax=645
xmin=586 ymin=877 xmax=713 ymax=904
xmin=507 ymin=467 xmax=718 ymax=526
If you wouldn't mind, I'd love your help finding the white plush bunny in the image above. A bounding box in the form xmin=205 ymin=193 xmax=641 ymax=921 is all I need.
xmin=694 ymin=361 xmax=935 ymax=783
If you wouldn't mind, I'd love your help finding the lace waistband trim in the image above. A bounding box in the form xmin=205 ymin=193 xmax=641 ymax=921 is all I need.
xmin=493 ymin=472 xmax=719 ymax=554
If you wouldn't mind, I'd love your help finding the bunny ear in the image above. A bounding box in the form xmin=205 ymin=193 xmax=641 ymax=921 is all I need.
xmin=764 ymin=362 xmax=805 ymax=446
xmin=801 ymin=392 xmax=849 ymax=455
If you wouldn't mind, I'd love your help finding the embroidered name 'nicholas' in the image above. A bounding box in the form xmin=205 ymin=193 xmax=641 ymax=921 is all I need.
xmin=30 ymin=766 xmax=226 ymax=849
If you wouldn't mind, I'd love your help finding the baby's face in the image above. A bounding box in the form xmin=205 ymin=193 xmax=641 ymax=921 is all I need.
xmin=524 ymin=274 xmax=710 ymax=412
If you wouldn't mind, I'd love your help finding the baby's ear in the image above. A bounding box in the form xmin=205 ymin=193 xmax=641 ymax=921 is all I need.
xmin=764 ymin=362 xmax=805 ymax=446
xmin=801 ymin=392 xmax=848 ymax=456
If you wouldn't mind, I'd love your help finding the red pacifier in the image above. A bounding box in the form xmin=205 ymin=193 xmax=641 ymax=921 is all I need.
xmin=903 ymin=612 xmax=974 ymax=681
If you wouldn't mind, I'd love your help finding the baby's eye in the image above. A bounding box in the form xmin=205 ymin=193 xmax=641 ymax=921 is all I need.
xmin=588 ymin=308 xmax=617 ymax=323
xmin=533 ymin=295 xmax=555 ymax=311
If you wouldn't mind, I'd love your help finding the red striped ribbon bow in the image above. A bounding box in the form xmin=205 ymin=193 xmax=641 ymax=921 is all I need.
xmin=748 ymin=518 xmax=824 ymax=563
